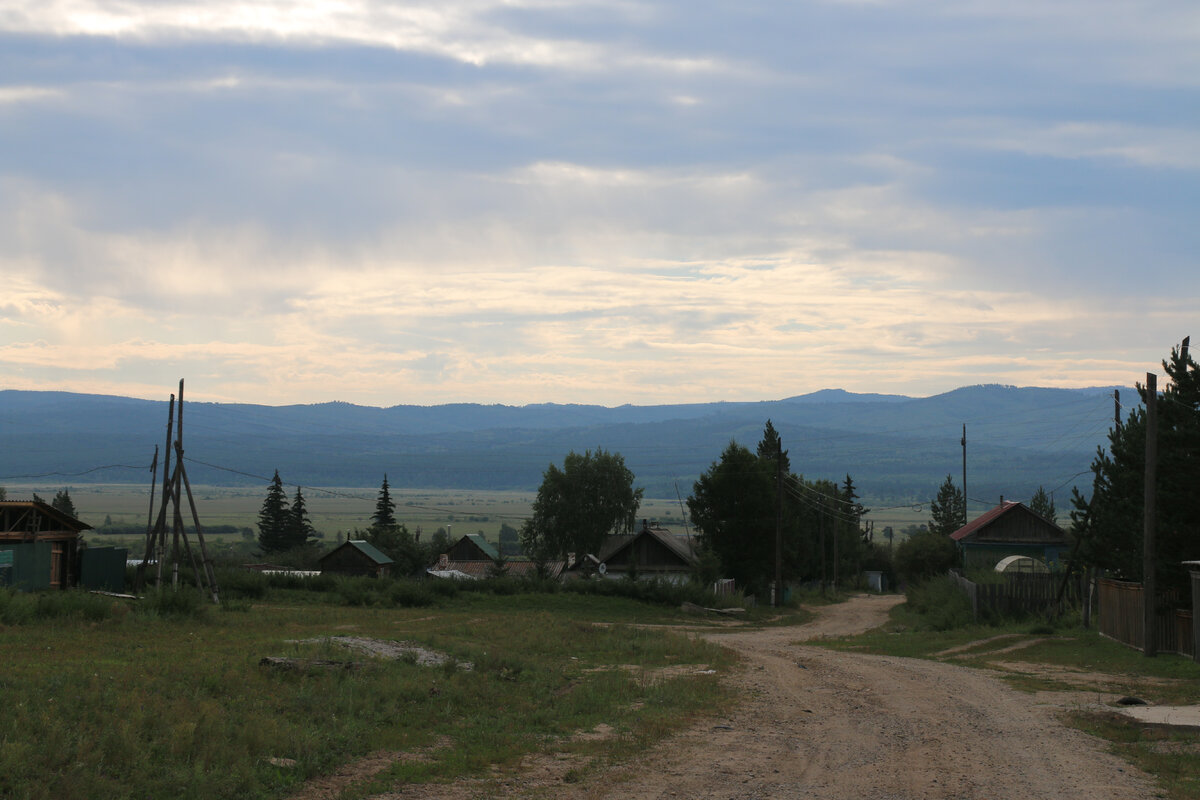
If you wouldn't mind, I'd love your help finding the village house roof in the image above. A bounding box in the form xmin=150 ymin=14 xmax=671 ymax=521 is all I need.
xmin=949 ymin=501 xmax=1068 ymax=544
xmin=320 ymin=539 xmax=394 ymax=566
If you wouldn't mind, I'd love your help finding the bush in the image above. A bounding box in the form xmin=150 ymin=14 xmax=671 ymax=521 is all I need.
xmin=894 ymin=532 xmax=959 ymax=584
xmin=904 ymin=575 xmax=974 ymax=631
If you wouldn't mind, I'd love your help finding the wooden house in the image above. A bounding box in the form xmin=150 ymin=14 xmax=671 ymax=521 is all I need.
xmin=429 ymin=533 xmax=563 ymax=579
xmin=318 ymin=540 xmax=394 ymax=578
xmin=592 ymin=521 xmax=698 ymax=583
xmin=950 ymin=501 xmax=1070 ymax=570
xmin=0 ymin=500 xmax=91 ymax=590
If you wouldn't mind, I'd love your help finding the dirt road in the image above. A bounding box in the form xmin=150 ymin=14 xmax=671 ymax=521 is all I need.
xmin=560 ymin=593 xmax=1156 ymax=800
xmin=359 ymin=594 xmax=1156 ymax=800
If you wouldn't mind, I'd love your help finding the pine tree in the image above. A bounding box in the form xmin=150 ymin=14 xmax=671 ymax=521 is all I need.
xmin=756 ymin=419 xmax=790 ymax=473
xmin=51 ymin=488 xmax=78 ymax=519
xmin=372 ymin=475 xmax=396 ymax=530
xmin=928 ymin=475 xmax=966 ymax=536
xmin=288 ymin=486 xmax=317 ymax=548
xmin=1029 ymin=486 xmax=1057 ymax=525
xmin=1071 ymin=341 xmax=1200 ymax=596
xmin=257 ymin=471 xmax=291 ymax=553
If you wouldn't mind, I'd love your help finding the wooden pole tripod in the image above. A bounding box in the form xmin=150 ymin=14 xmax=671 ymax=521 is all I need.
xmin=137 ymin=379 xmax=221 ymax=603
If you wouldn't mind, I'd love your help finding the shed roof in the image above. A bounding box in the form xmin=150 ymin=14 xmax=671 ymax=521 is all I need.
xmin=0 ymin=500 xmax=92 ymax=533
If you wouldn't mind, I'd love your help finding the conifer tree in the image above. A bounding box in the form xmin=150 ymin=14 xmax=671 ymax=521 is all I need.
xmin=372 ymin=474 xmax=396 ymax=530
xmin=257 ymin=471 xmax=291 ymax=553
xmin=51 ymin=488 xmax=78 ymax=519
xmin=1029 ymin=486 xmax=1057 ymax=525
xmin=928 ymin=475 xmax=966 ymax=536
xmin=289 ymin=485 xmax=317 ymax=547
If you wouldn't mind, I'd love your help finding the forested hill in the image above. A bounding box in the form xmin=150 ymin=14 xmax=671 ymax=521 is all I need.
xmin=0 ymin=385 xmax=1124 ymax=504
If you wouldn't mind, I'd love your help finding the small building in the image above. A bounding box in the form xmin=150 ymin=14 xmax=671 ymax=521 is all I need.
xmin=0 ymin=501 xmax=91 ymax=590
xmin=429 ymin=533 xmax=563 ymax=580
xmin=950 ymin=501 xmax=1070 ymax=571
xmin=592 ymin=521 xmax=698 ymax=583
xmin=319 ymin=540 xmax=394 ymax=578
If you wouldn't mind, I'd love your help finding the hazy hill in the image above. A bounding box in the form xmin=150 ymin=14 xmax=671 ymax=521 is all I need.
xmin=0 ymin=385 xmax=1124 ymax=506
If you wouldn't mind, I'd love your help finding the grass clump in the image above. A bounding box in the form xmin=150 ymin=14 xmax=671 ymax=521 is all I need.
xmin=904 ymin=575 xmax=975 ymax=631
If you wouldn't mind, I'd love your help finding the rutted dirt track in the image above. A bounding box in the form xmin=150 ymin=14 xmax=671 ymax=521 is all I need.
xmin=344 ymin=595 xmax=1158 ymax=800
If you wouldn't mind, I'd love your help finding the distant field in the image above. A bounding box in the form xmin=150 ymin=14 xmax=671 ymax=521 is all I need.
xmin=5 ymin=484 xmax=692 ymax=548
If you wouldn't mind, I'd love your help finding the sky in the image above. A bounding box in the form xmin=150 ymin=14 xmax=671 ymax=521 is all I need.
xmin=1 ymin=1 xmax=1197 ymax=407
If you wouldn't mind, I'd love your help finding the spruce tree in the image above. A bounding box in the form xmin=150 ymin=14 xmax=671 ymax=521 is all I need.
xmin=372 ymin=475 xmax=397 ymax=529
xmin=257 ymin=471 xmax=291 ymax=553
xmin=289 ymin=486 xmax=317 ymax=547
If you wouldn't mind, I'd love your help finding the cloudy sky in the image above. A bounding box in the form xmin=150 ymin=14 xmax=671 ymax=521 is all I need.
xmin=1 ymin=1 xmax=1196 ymax=407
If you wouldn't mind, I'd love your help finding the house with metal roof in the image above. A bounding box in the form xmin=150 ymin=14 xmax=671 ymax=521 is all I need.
xmin=950 ymin=500 xmax=1071 ymax=571
xmin=0 ymin=500 xmax=91 ymax=590
xmin=318 ymin=539 xmax=394 ymax=578
xmin=429 ymin=533 xmax=563 ymax=580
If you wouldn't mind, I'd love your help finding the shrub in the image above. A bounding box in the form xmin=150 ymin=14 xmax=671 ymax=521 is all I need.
xmin=894 ymin=532 xmax=959 ymax=584
xmin=904 ymin=575 xmax=974 ymax=631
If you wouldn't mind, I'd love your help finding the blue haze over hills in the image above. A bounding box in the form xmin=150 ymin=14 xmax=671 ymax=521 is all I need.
xmin=0 ymin=385 xmax=1124 ymax=507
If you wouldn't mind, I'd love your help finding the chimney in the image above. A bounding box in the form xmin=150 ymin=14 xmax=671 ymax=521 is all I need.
xmin=438 ymin=553 xmax=448 ymax=570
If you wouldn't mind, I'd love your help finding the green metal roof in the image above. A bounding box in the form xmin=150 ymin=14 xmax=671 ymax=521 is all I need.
xmin=464 ymin=532 xmax=499 ymax=560
xmin=343 ymin=539 xmax=394 ymax=564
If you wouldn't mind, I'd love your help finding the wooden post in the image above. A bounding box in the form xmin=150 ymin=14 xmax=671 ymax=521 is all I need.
xmin=1144 ymin=372 xmax=1158 ymax=657
xmin=819 ymin=495 xmax=826 ymax=596
xmin=155 ymin=394 xmax=175 ymax=587
xmin=961 ymin=423 xmax=968 ymax=524
xmin=774 ymin=437 xmax=783 ymax=607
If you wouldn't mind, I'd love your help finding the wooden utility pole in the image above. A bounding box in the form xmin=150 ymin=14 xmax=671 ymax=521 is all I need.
xmin=1143 ymin=372 xmax=1158 ymax=657
xmin=1114 ymin=389 xmax=1121 ymax=429
xmin=774 ymin=437 xmax=783 ymax=607
xmin=818 ymin=495 xmax=827 ymax=596
xmin=960 ymin=423 xmax=968 ymax=525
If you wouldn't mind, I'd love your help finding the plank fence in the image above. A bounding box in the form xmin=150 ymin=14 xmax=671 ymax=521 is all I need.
xmin=949 ymin=569 xmax=1081 ymax=620
xmin=1096 ymin=577 xmax=1195 ymax=658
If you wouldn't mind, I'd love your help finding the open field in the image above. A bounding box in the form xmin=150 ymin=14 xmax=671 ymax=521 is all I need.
xmin=0 ymin=589 xmax=734 ymax=800
xmin=10 ymin=482 xmax=911 ymax=549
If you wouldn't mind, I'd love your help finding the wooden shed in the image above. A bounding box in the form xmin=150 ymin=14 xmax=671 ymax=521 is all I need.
xmin=0 ymin=501 xmax=91 ymax=590
xmin=950 ymin=501 xmax=1070 ymax=570
xmin=319 ymin=540 xmax=394 ymax=578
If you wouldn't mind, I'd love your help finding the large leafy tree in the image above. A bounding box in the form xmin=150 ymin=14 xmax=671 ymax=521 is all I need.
xmin=689 ymin=441 xmax=777 ymax=591
xmin=928 ymin=475 xmax=966 ymax=536
xmin=688 ymin=425 xmax=854 ymax=592
xmin=519 ymin=449 xmax=643 ymax=562
xmin=257 ymin=471 xmax=292 ymax=553
xmin=1072 ymin=341 xmax=1200 ymax=597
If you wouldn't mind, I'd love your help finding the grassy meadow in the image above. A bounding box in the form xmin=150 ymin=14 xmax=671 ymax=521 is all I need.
xmin=0 ymin=588 xmax=734 ymax=800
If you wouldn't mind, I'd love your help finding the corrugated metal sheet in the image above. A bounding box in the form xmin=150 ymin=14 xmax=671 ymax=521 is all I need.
xmin=80 ymin=546 xmax=129 ymax=593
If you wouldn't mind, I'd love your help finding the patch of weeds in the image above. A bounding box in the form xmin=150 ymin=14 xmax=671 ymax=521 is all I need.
xmin=1068 ymin=711 xmax=1200 ymax=800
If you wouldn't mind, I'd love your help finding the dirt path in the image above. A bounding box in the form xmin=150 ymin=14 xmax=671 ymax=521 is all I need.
xmin=554 ymin=594 xmax=1155 ymax=800
xmin=346 ymin=595 xmax=1157 ymax=800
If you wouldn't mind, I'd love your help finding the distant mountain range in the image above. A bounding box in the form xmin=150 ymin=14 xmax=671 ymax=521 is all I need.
xmin=0 ymin=385 xmax=1126 ymax=506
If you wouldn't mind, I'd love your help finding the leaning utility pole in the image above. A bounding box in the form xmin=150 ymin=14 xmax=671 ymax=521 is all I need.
xmin=1143 ymin=372 xmax=1158 ymax=657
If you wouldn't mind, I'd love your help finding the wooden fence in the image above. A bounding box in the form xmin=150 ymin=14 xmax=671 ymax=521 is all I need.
xmin=949 ymin=570 xmax=1081 ymax=621
xmin=1096 ymin=578 xmax=1195 ymax=658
